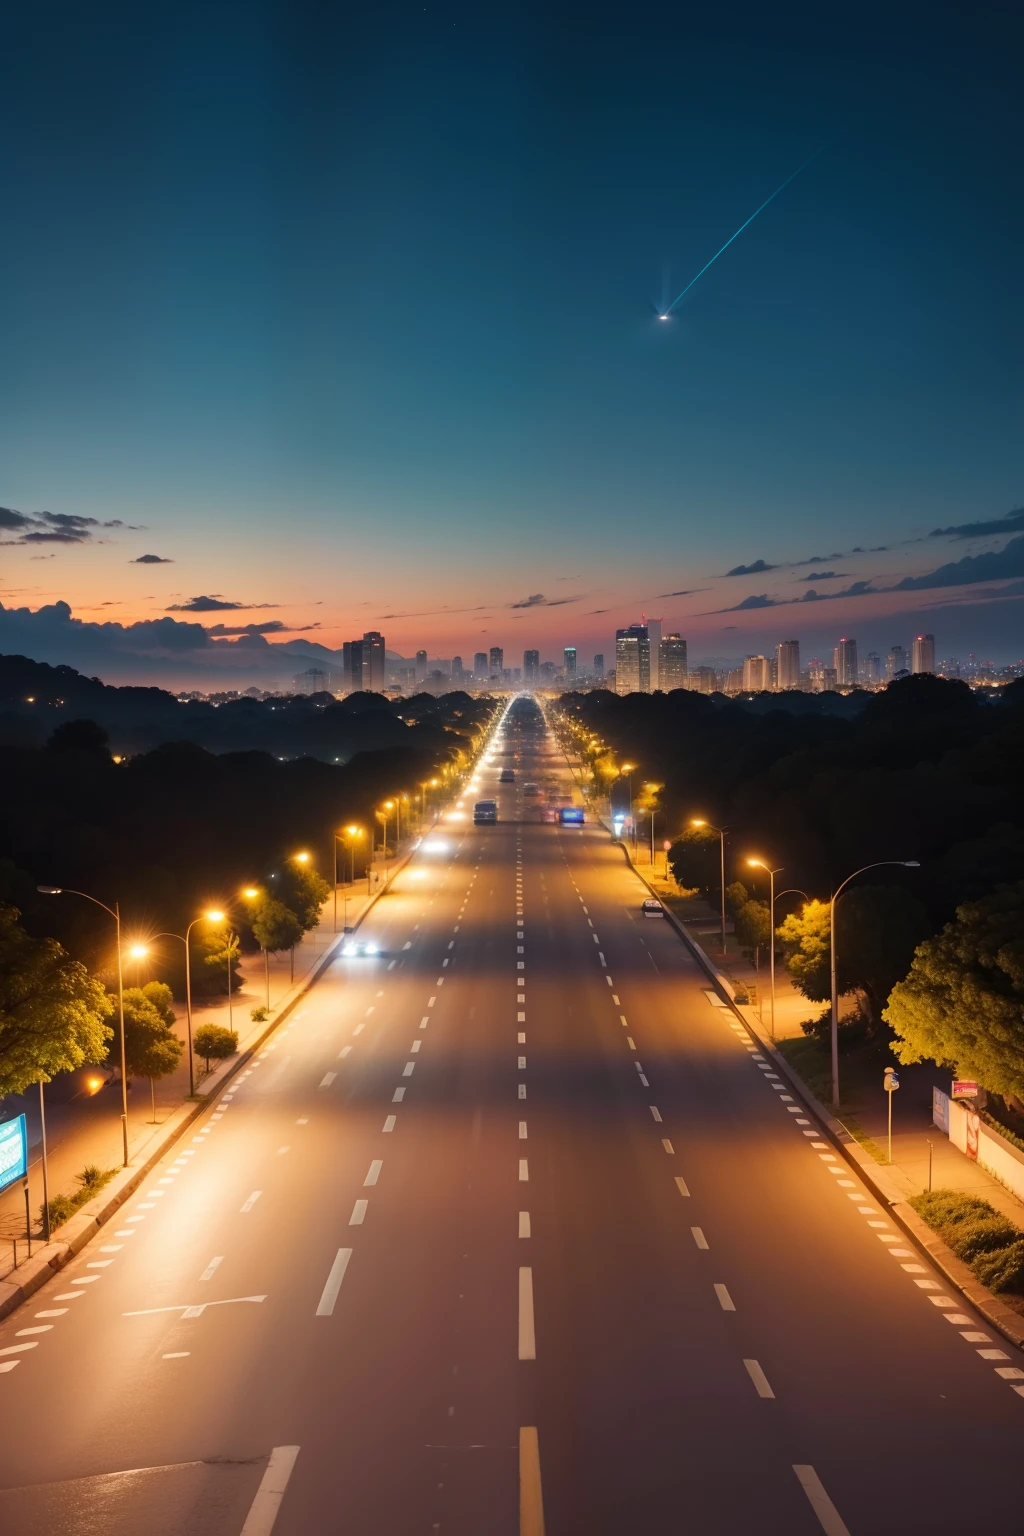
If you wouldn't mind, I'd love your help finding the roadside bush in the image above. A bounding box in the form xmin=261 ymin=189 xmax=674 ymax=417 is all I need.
xmin=973 ymin=1240 xmax=1024 ymax=1295
xmin=946 ymin=1217 xmax=1020 ymax=1262
xmin=42 ymin=1163 xmax=117 ymax=1231
xmin=44 ymin=1194 xmax=76 ymax=1228
xmin=250 ymin=1006 xmax=268 ymax=1023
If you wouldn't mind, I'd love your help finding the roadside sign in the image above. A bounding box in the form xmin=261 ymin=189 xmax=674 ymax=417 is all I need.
xmin=0 ymin=1114 xmax=28 ymax=1193
xmin=883 ymin=1068 xmax=900 ymax=1092
xmin=952 ymin=1080 xmax=979 ymax=1100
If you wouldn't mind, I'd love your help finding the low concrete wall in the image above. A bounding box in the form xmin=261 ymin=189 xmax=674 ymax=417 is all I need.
xmin=933 ymin=1087 xmax=1024 ymax=1206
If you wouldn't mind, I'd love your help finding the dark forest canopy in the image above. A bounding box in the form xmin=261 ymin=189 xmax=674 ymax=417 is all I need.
xmin=553 ymin=676 xmax=1024 ymax=932
xmin=0 ymin=652 xmax=489 ymax=761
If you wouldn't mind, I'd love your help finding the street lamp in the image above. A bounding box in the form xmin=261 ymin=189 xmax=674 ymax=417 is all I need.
xmin=620 ymin=763 xmax=636 ymax=849
xmin=691 ymin=819 xmax=729 ymax=955
xmin=241 ymin=886 xmax=271 ymax=1010
xmin=146 ymin=910 xmax=225 ymax=1095
xmin=747 ymin=860 xmax=784 ymax=1039
xmin=829 ymin=861 xmax=920 ymax=1109
xmin=38 ymin=885 xmax=130 ymax=1168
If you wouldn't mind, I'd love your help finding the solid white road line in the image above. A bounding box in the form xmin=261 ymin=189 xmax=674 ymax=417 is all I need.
xmin=792 ymin=1465 xmax=851 ymax=1536
xmin=240 ymin=1444 xmax=301 ymax=1536
xmin=519 ymin=1267 xmax=537 ymax=1359
xmin=519 ymin=1211 xmax=531 ymax=1238
xmin=743 ymin=1359 xmax=775 ymax=1398
xmin=315 ymin=1250 xmax=353 ymax=1316
xmin=364 ymin=1160 xmax=383 ymax=1186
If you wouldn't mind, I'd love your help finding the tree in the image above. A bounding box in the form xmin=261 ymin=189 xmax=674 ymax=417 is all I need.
xmin=112 ymin=981 xmax=183 ymax=1121
xmin=668 ymin=827 xmax=720 ymax=893
xmin=776 ymin=887 xmax=929 ymax=1028
xmin=735 ymin=899 xmax=771 ymax=955
xmin=193 ymin=1023 xmax=238 ymax=1075
xmin=275 ymin=863 xmax=330 ymax=933
xmin=47 ymin=719 xmax=111 ymax=757
xmin=249 ymin=896 xmax=304 ymax=954
xmin=0 ymin=903 xmax=113 ymax=1096
xmin=190 ymin=926 xmax=242 ymax=998
xmin=885 ymin=882 xmax=1024 ymax=1101
xmin=725 ymin=882 xmax=749 ymax=915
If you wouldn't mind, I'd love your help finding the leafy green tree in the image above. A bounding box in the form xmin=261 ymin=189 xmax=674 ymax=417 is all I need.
xmin=725 ymin=882 xmax=749 ymax=915
xmin=193 ymin=1023 xmax=238 ymax=1074
xmin=735 ymin=899 xmax=771 ymax=954
xmin=249 ymin=896 xmax=304 ymax=954
xmin=276 ymin=864 xmax=330 ymax=933
xmin=117 ymin=984 xmax=183 ymax=1082
xmin=0 ymin=903 xmax=113 ymax=1096
xmin=190 ymin=926 xmax=242 ymax=998
xmin=668 ymin=827 xmax=720 ymax=893
xmin=777 ymin=887 xmax=929 ymax=1027
xmin=885 ymin=882 xmax=1024 ymax=1101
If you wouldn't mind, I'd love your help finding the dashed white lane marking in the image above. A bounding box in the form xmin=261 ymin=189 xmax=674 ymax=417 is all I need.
xmin=403 ymin=1062 xmax=416 ymax=1076
xmin=240 ymin=1444 xmax=301 ymax=1536
xmin=364 ymin=1160 xmax=383 ymax=1187
xmin=743 ymin=1359 xmax=775 ymax=1398
xmin=792 ymin=1465 xmax=851 ymax=1536
xmin=420 ymin=1016 xmax=430 ymax=1028
xmin=240 ymin=1191 xmax=262 ymax=1213
xmin=339 ymin=1046 xmax=352 ymax=1059
xmin=319 ymin=1073 xmax=336 ymax=1089
xmin=383 ymin=1115 xmax=397 ymax=1133
xmin=661 ymin=1139 xmax=674 ymax=1154
xmin=428 ymin=995 xmax=437 ymax=1006
xmin=627 ymin=1037 xmax=636 ymax=1049
xmin=392 ymin=1087 xmax=406 ymax=1102
xmin=200 ymin=1256 xmax=223 ymax=1281
xmin=518 ymin=1031 xmax=526 ymax=1043
xmin=605 ymin=976 xmax=613 ymax=987
xmin=349 ymin=1200 xmax=368 ymax=1225
xmin=519 ymin=1121 xmax=528 ymax=1139
xmin=411 ymin=1040 xmax=421 ymax=1053
xmin=519 ymin=1211 xmax=531 ymax=1238
xmin=518 ymin=1055 xmax=527 ymax=1068
xmin=163 ymin=1352 xmax=190 ymax=1360
xmin=649 ymin=1106 xmax=663 ymax=1123
xmin=691 ymin=1227 xmax=709 ymax=1250
xmin=519 ymin=1159 xmax=529 ymax=1181
xmin=674 ymin=1176 xmax=690 ymax=1197
xmin=35 ymin=1308 xmax=68 ymax=1317
xmin=519 ymin=1267 xmax=537 ymax=1359
xmin=519 ymin=1085 xmax=527 ymax=1099
xmin=714 ymin=1284 xmax=736 ymax=1312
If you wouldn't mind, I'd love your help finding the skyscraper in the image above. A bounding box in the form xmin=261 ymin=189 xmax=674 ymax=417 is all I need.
xmin=363 ymin=631 xmax=386 ymax=692
xmin=646 ymin=618 xmax=663 ymax=690
xmin=474 ymin=652 xmax=488 ymax=678
xmin=523 ymin=649 xmax=539 ymax=681
xmin=659 ymin=634 xmax=688 ymax=689
xmin=593 ymin=654 xmax=605 ymax=679
xmin=885 ymin=645 xmax=906 ymax=680
xmin=451 ymin=655 xmax=464 ymax=681
xmin=489 ymin=646 xmax=503 ymax=676
xmin=776 ymin=640 xmax=800 ymax=691
xmin=563 ymin=647 xmax=577 ymax=679
xmin=342 ymin=638 xmax=364 ymax=691
xmin=912 ymin=634 xmax=935 ymax=675
xmin=415 ymin=649 xmax=428 ymax=682
xmin=834 ymin=637 xmax=858 ymax=688
xmin=615 ymin=625 xmax=650 ymax=694
xmin=742 ymin=655 xmax=769 ymax=691
xmin=864 ymin=652 xmax=882 ymax=683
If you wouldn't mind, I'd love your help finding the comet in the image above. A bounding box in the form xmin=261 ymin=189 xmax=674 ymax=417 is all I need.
xmin=663 ymin=142 xmax=828 ymax=317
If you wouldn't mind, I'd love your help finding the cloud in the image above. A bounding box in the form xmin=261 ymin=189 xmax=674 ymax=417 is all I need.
xmin=792 ymin=552 xmax=844 ymax=566
xmin=709 ymin=581 xmax=875 ymax=614
xmin=132 ymin=553 xmax=173 ymax=564
xmin=799 ymin=571 xmax=845 ymax=581
xmin=929 ymin=507 xmax=1024 ymax=541
xmin=0 ymin=505 xmax=140 ymax=545
xmin=204 ymin=621 xmax=322 ymax=637
xmin=724 ymin=559 xmax=776 ymax=577
xmin=720 ymin=594 xmax=777 ymax=611
xmin=166 ymin=595 xmax=280 ymax=613
xmin=586 ymin=608 xmax=610 ymax=614
xmin=508 ymin=592 xmax=578 ymax=609
xmin=656 ymin=588 xmax=700 ymax=598
xmin=890 ymin=536 xmax=1024 ymax=592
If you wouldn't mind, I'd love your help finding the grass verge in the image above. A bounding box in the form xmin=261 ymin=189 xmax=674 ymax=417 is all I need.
xmin=45 ymin=1164 xmax=118 ymax=1232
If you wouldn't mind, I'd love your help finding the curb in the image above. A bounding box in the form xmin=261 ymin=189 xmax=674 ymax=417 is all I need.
xmin=608 ymin=830 xmax=1024 ymax=1354
xmin=0 ymin=837 xmax=421 ymax=1325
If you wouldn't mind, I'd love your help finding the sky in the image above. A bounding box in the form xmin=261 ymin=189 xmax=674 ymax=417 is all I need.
xmin=1 ymin=0 xmax=1022 ymax=684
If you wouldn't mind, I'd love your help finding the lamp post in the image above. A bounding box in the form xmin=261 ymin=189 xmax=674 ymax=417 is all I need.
xmin=241 ymin=887 xmax=270 ymax=1010
xmin=829 ymin=861 xmax=920 ymax=1109
xmin=747 ymin=861 xmax=786 ymax=1039
xmin=620 ymin=763 xmax=636 ymax=850
xmin=691 ymin=820 xmax=729 ymax=955
xmin=38 ymin=885 xmax=130 ymax=1167
xmin=148 ymin=911 xmax=226 ymax=1096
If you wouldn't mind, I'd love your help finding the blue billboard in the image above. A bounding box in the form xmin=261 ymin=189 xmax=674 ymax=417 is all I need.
xmin=0 ymin=1115 xmax=28 ymax=1194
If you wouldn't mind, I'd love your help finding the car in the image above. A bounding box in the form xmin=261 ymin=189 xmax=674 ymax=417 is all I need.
xmin=499 ymin=769 xmax=515 ymax=782
xmin=641 ymin=898 xmax=664 ymax=917
xmin=523 ymin=782 xmax=542 ymax=797
xmin=473 ymin=800 xmax=498 ymax=824
xmin=341 ymin=937 xmax=381 ymax=956
xmin=541 ymin=807 xmax=559 ymax=822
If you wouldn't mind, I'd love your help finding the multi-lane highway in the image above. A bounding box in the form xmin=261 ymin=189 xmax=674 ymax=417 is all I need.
xmin=0 ymin=695 xmax=1022 ymax=1535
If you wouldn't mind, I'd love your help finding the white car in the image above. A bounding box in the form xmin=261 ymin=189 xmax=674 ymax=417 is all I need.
xmin=341 ymin=938 xmax=380 ymax=957
xmin=641 ymin=898 xmax=664 ymax=917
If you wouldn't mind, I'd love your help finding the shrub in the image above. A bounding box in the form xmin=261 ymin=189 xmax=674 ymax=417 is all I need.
xmin=909 ymin=1189 xmax=995 ymax=1231
xmin=946 ymin=1217 xmax=1020 ymax=1262
xmin=193 ymin=1023 xmax=238 ymax=1074
xmin=973 ymin=1240 xmax=1024 ymax=1294
xmin=250 ymin=1006 xmax=268 ymax=1023
xmin=44 ymin=1194 xmax=76 ymax=1228
xmin=77 ymin=1164 xmax=115 ymax=1196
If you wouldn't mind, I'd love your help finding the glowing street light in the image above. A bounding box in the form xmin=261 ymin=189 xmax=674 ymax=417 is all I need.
xmin=691 ymin=819 xmax=729 ymax=955
xmin=145 ymin=909 xmax=228 ymax=1095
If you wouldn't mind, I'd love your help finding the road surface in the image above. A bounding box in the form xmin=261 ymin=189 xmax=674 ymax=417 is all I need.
xmin=0 ymin=697 xmax=1021 ymax=1534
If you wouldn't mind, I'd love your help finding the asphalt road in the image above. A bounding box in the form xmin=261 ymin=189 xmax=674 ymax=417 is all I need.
xmin=0 ymin=697 xmax=1022 ymax=1535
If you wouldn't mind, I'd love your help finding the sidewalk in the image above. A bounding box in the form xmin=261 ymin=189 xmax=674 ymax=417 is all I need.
xmin=0 ymin=850 xmax=398 ymax=1274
